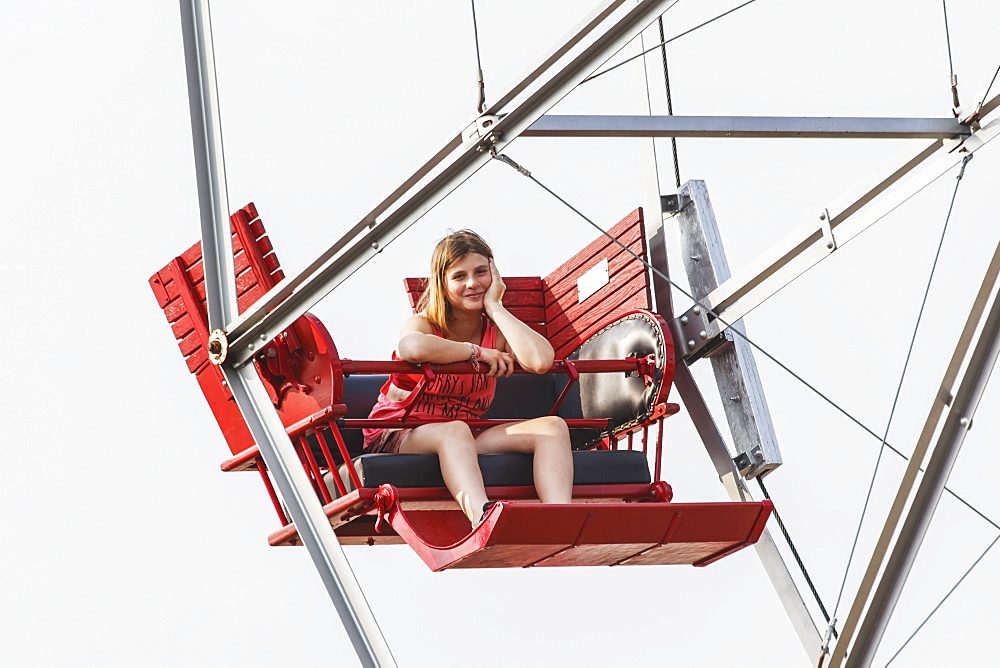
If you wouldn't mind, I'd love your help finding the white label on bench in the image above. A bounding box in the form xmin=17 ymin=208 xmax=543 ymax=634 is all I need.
xmin=577 ymin=258 xmax=609 ymax=303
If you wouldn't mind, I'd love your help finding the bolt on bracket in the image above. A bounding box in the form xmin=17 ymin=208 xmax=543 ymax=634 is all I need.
xmin=462 ymin=114 xmax=505 ymax=151
xmin=208 ymin=329 xmax=229 ymax=366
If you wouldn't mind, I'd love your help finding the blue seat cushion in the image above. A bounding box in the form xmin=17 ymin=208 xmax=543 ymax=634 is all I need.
xmin=350 ymin=449 xmax=651 ymax=489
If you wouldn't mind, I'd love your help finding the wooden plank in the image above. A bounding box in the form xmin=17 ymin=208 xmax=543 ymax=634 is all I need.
xmin=544 ymin=226 xmax=645 ymax=305
xmin=185 ymin=345 xmax=209 ymax=373
xmin=161 ymin=296 xmax=188 ymax=325
xmin=179 ymin=330 xmax=204 ymax=357
xmin=177 ymin=242 xmax=202 ymax=269
xmin=543 ymin=209 xmax=643 ymax=295
xmin=544 ymin=259 xmax=650 ymax=329
xmin=148 ymin=271 xmax=172 ymax=308
xmin=549 ymin=280 xmax=649 ymax=357
xmin=237 ymin=283 xmax=266 ymax=313
xmin=235 ymin=265 xmax=260 ymax=296
xmin=506 ymin=306 xmax=545 ymax=323
xmin=169 ymin=311 xmax=197 ymax=341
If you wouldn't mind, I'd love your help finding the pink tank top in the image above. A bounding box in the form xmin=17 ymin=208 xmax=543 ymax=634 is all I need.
xmin=362 ymin=317 xmax=499 ymax=448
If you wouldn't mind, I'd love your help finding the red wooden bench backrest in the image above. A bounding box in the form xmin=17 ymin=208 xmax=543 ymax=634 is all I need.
xmin=149 ymin=203 xmax=285 ymax=455
xmin=405 ymin=208 xmax=650 ymax=359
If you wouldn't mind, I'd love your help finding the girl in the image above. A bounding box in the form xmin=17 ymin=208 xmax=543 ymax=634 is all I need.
xmin=363 ymin=230 xmax=574 ymax=527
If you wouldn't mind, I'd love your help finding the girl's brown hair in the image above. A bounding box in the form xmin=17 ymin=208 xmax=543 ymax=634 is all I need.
xmin=418 ymin=229 xmax=494 ymax=338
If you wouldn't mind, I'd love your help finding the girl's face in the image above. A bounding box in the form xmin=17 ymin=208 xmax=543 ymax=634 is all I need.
xmin=444 ymin=253 xmax=491 ymax=313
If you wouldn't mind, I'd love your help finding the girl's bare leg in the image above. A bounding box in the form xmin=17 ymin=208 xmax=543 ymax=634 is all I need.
xmin=476 ymin=416 xmax=573 ymax=503
xmin=399 ymin=421 xmax=489 ymax=524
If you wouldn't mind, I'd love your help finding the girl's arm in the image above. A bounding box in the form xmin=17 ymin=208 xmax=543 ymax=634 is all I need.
xmin=396 ymin=315 xmax=475 ymax=364
xmin=397 ymin=314 xmax=516 ymax=377
xmin=484 ymin=259 xmax=555 ymax=374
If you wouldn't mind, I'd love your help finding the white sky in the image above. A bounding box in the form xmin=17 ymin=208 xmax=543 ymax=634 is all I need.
xmin=4 ymin=1 xmax=1000 ymax=666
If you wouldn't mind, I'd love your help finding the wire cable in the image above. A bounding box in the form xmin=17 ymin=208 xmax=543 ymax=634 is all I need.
xmin=655 ymin=16 xmax=682 ymax=189
xmin=758 ymin=478 xmax=836 ymax=636
xmin=979 ymin=61 xmax=1000 ymax=112
xmin=942 ymin=0 xmax=960 ymax=108
xmin=583 ymin=0 xmax=759 ymax=84
xmin=470 ymin=0 xmax=487 ymax=113
xmin=885 ymin=532 xmax=1000 ymax=665
xmin=486 ymin=147 xmax=1000 ymax=534
xmin=826 ymin=153 xmax=973 ymax=640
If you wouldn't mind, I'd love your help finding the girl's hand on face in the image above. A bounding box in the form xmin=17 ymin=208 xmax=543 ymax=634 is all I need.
xmin=484 ymin=258 xmax=506 ymax=313
xmin=479 ymin=347 xmax=515 ymax=377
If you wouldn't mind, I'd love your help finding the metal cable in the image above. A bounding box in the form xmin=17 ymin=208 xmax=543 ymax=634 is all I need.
xmin=826 ymin=154 xmax=973 ymax=640
xmin=758 ymin=478 xmax=836 ymax=636
xmin=656 ymin=16 xmax=682 ymax=189
xmin=980 ymin=62 xmax=1000 ymax=112
xmin=942 ymin=0 xmax=959 ymax=107
xmin=470 ymin=0 xmax=487 ymax=113
xmin=486 ymin=147 xmax=1000 ymax=532
xmin=582 ymin=0 xmax=759 ymax=84
xmin=885 ymin=532 xmax=1000 ymax=665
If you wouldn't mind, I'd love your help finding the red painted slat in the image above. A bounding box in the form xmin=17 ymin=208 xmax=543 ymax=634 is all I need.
xmin=178 ymin=243 xmax=202 ymax=269
xmin=178 ymin=330 xmax=203 ymax=357
xmin=544 ymin=227 xmax=645 ymax=306
xmin=549 ymin=280 xmax=649 ymax=357
xmin=237 ymin=284 xmax=265 ymax=312
xmin=185 ymin=346 xmax=209 ymax=373
xmin=186 ymin=258 xmax=205 ymax=286
xmin=148 ymin=272 xmax=171 ymax=308
xmin=545 ymin=264 xmax=649 ymax=337
xmin=161 ymin=297 xmax=187 ymax=325
xmin=544 ymin=253 xmax=648 ymax=323
xmin=169 ymin=312 xmax=197 ymax=341
xmin=506 ymin=306 xmax=545 ymax=323
xmin=543 ymin=209 xmax=643 ymax=290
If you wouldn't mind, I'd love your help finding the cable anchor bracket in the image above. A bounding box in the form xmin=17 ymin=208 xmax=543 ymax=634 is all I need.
xmin=462 ymin=114 xmax=505 ymax=151
xmin=488 ymin=146 xmax=531 ymax=177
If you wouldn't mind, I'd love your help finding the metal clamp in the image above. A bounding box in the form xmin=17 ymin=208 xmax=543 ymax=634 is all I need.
xmin=660 ymin=193 xmax=690 ymax=214
xmin=670 ymin=304 xmax=727 ymax=361
xmin=819 ymin=208 xmax=837 ymax=251
xmin=462 ymin=114 xmax=505 ymax=150
xmin=733 ymin=446 xmax=765 ymax=478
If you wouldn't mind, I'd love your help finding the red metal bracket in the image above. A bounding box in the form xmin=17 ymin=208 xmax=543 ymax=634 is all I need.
xmin=650 ymin=480 xmax=673 ymax=503
xmin=374 ymin=484 xmax=398 ymax=534
xmin=400 ymin=365 xmax=435 ymax=420
xmin=549 ymin=359 xmax=579 ymax=415
xmin=256 ymin=330 xmax=309 ymax=406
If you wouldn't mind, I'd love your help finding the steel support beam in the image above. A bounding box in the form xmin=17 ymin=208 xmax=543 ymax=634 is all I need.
xmin=672 ymin=180 xmax=782 ymax=479
xmin=179 ymin=3 xmax=395 ymax=666
xmin=219 ymin=0 xmax=684 ymax=367
xmin=179 ymin=0 xmax=237 ymax=331
xmin=524 ymin=115 xmax=970 ymax=139
xmin=830 ymin=237 xmax=1000 ymax=667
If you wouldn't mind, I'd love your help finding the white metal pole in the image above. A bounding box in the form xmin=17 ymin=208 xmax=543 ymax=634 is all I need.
xmin=841 ymin=246 xmax=1000 ymax=666
xmin=178 ymin=3 xmax=395 ymax=665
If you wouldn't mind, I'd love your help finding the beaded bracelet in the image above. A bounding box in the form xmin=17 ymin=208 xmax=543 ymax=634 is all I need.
xmin=468 ymin=342 xmax=482 ymax=372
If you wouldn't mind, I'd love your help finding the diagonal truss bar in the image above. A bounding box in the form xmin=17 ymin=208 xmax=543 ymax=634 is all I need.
xmin=222 ymin=0 xmax=683 ymax=366
xmin=179 ymin=2 xmax=395 ymax=666
xmin=690 ymin=104 xmax=1000 ymax=348
xmin=830 ymin=238 xmax=1000 ymax=667
xmin=524 ymin=115 xmax=969 ymax=139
